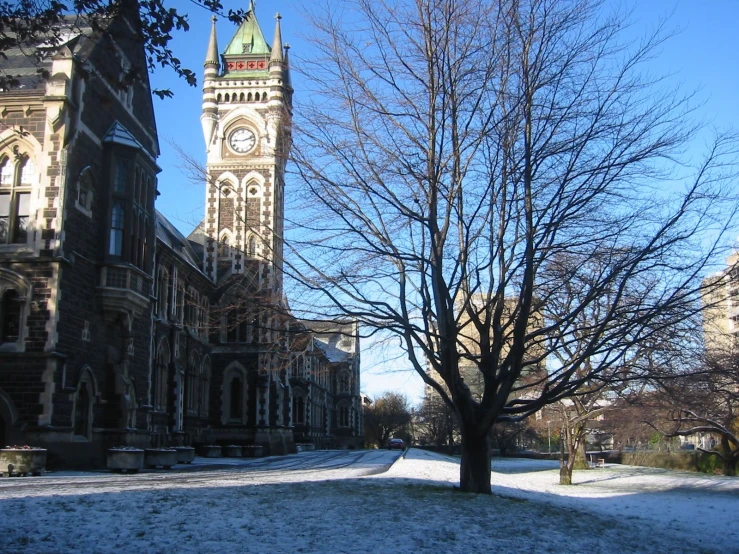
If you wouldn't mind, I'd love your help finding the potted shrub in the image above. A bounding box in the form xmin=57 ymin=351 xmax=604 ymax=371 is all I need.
xmin=144 ymin=448 xmax=178 ymax=469
xmin=0 ymin=445 xmax=47 ymax=476
xmin=198 ymin=445 xmax=222 ymax=458
xmin=107 ymin=447 xmax=144 ymax=473
xmin=175 ymin=446 xmax=195 ymax=464
xmin=223 ymin=445 xmax=243 ymax=457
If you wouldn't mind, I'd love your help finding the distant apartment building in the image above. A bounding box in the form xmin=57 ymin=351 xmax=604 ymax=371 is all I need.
xmin=425 ymin=294 xmax=546 ymax=402
xmin=702 ymin=250 xmax=739 ymax=356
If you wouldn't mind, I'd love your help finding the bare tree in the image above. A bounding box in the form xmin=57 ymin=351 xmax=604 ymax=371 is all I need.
xmin=648 ymin=355 xmax=739 ymax=476
xmin=364 ymin=392 xmax=412 ymax=447
xmin=285 ymin=0 xmax=739 ymax=493
xmin=416 ymin=393 xmax=459 ymax=450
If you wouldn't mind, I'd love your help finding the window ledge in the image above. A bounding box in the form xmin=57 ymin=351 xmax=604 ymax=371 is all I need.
xmin=74 ymin=199 xmax=92 ymax=218
xmin=0 ymin=244 xmax=33 ymax=255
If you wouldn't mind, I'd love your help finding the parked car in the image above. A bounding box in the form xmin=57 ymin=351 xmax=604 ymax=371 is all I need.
xmin=388 ymin=438 xmax=405 ymax=450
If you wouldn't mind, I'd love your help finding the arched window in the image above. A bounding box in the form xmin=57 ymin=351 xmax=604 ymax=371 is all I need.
xmin=219 ymin=234 xmax=230 ymax=258
xmin=155 ymin=339 xmax=170 ymax=410
xmin=247 ymin=92 xmax=253 ymax=101
xmin=224 ymin=294 xmax=255 ymax=343
xmin=200 ymin=357 xmax=211 ymax=418
xmin=239 ymin=92 xmax=245 ymax=102
xmin=296 ymin=356 xmax=304 ymax=377
xmin=292 ymin=394 xmax=305 ymax=425
xmin=224 ymin=93 xmax=230 ymax=102
xmin=76 ymin=167 xmax=94 ymax=213
xmin=0 ymin=156 xmax=12 ymax=185
xmin=73 ymin=377 xmax=94 ymax=439
xmin=230 ymin=377 xmax=242 ymax=419
xmin=0 ymin=149 xmax=33 ymax=245
xmin=222 ymin=363 xmax=247 ymax=424
xmin=339 ymin=371 xmax=351 ymax=393
xmin=156 ymin=267 xmax=169 ymax=318
xmin=186 ymin=351 xmax=200 ymax=415
xmin=19 ymin=157 xmax=34 ymax=186
xmin=0 ymin=269 xmax=30 ymax=351
xmin=0 ymin=289 xmax=20 ymax=344
xmin=247 ymin=236 xmax=256 ymax=257
xmin=337 ymin=402 xmax=350 ymax=427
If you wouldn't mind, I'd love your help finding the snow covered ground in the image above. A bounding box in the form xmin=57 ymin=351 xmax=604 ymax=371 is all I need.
xmin=0 ymin=448 xmax=735 ymax=553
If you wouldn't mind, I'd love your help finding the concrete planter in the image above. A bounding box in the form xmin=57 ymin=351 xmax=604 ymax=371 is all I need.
xmin=199 ymin=445 xmax=222 ymax=458
xmin=175 ymin=447 xmax=196 ymax=464
xmin=107 ymin=448 xmax=144 ymax=473
xmin=0 ymin=448 xmax=47 ymax=476
xmin=243 ymin=445 xmax=264 ymax=458
xmin=223 ymin=445 xmax=243 ymax=457
xmin=144 ymin=449 xmax=178 ymax=469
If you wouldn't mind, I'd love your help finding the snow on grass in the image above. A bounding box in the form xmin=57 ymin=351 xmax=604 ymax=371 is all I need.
xmin=0 ymin=449 xmax=735 ymax=553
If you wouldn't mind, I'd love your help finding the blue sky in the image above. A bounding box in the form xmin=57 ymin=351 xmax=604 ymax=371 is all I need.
xmin=150 ymin=0 xmax=739 ymax=405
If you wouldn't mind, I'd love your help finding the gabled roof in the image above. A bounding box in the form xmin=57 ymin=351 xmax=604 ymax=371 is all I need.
xmin=156 ymin=211 xmax=206 ymax=273
xmin=300 ymin=319 xmax=359 ymax=364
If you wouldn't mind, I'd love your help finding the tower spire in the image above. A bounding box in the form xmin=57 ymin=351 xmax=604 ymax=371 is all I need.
xmin=204 ymin=15 xmax=219 ymax=68
xmin=270 ymin=13 xmax=283 ymax=64
xmin=283 ymin=43 xmax=292 ymax=89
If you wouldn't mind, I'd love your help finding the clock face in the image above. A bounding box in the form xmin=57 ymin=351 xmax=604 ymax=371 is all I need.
xmin=229 ymin=128 xmax=256 ymax=153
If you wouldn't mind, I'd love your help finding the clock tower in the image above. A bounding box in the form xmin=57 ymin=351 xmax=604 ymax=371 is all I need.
xmin=200 ymin=2 xmax=292 ymax=293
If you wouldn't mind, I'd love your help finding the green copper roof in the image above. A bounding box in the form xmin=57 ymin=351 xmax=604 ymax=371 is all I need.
xmin=223 ymin=2 xmax=271 ymax=57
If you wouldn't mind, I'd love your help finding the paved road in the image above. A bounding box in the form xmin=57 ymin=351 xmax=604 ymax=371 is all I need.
xmin=0 ymin=449 xmax=403 ymax=496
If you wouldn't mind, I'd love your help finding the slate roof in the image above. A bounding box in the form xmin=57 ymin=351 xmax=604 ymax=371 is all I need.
xmin=1 ymin=16 xmax=95 ymax=90
xmin=156 ymin=211 xmax=205 ymax=273
xmin=300 ymin=319 xmax=358 ymax=364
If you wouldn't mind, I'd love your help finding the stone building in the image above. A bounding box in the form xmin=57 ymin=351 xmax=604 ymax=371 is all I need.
xmin=0 ymin=3 xmax=362 ymax=466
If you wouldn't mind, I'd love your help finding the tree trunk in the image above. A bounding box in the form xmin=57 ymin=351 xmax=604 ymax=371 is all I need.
xmin=720 ymin=437 xmax=737 ymax=476
xmin=723 ymin=457 xmax=736 ymax=477
xmin=559 ymin=464 xmax=572 ymax=485
xmin=459 ymin=424 xmax=491 ymax=494
xmin=573 ymin=439 xmax=590 ymax=470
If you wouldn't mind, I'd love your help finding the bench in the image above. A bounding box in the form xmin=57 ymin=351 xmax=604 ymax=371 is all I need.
xmin=589 ymin=455 xmax=605 ymax=468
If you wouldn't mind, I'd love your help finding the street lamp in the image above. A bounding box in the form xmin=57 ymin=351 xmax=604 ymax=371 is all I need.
xmin=547 ymin=420 xmax=551 ymax=454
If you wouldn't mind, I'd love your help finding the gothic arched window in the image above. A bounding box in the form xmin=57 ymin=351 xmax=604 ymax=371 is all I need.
xmin=74 ymin=378 xmax=93 ymax=439
xmin=337 ymin=402 xmax=350 ymax=427
xmin=222 ymin=363 xmax=247 ymax=425
xmin=155 ymin=339 xmax=170 ymax=410
xmin=200 ymin=357 xmax=211 ymax=418
xmin=0 ymin=150 xmax=33 ymax=245
xmin=292 ymin=394 xmax=305 ymax=425
xmin=0 ymin=289 xmax=20 ymax=344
